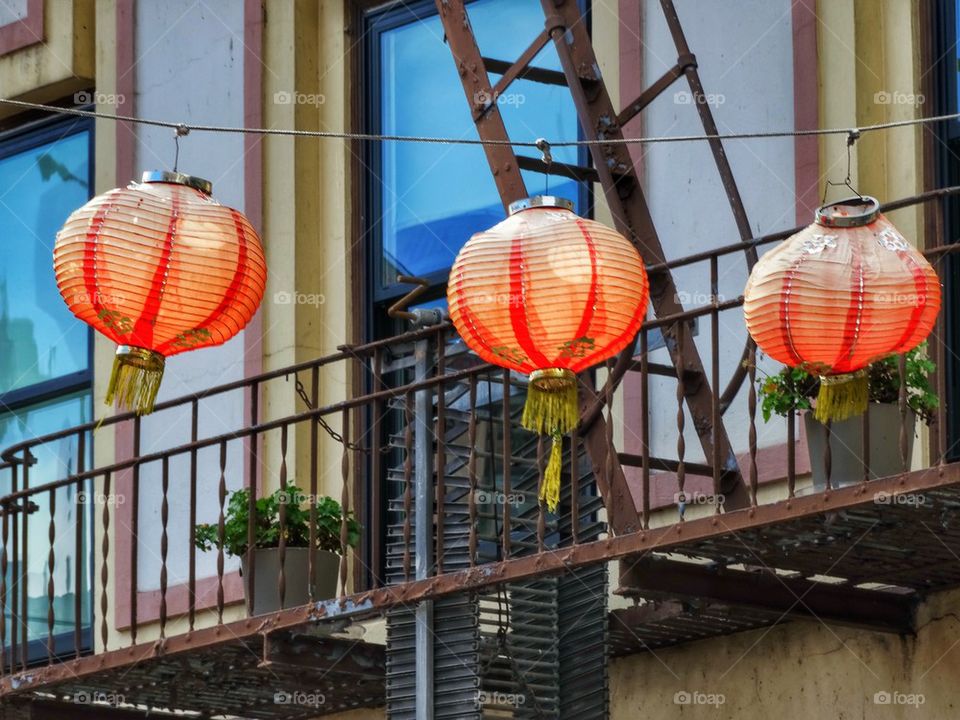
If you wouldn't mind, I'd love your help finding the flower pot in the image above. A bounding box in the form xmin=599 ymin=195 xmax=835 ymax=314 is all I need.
xmin=240 ymin=547 xmax=340 ymax=616
xmin=804 ymin=403 xmax=916 ymax=490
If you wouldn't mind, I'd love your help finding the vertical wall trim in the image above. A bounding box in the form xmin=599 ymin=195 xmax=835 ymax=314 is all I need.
xmin=792 ymin=0 xmax=820 ymax=224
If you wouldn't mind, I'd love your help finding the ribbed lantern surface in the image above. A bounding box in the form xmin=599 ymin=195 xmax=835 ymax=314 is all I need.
xmin=448 ymin=198 xmax=648 ymax=376
xmin=744 ymin=196 xmax=940 ymax=421
xmin=54 ymin=171 xmax=267 ymax=413
xmin=448 ymin=196 xmax=649 ymax=509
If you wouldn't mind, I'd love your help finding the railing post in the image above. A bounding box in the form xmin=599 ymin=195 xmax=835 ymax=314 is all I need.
xmin=413 ymin=334 xmax=435 ymax=720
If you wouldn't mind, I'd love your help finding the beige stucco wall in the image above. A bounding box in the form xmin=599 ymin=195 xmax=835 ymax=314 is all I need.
xmin=610 ymin=586 xmax=960 ymax=719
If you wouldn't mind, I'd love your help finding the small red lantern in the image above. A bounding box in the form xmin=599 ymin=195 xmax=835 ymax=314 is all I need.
xmin=744 ymin=196 xmax=940 ymax=422
xmin=54 ymin=171 xmax=267 ymax=414
xmin=448 ymin=196 xmax=649 ymax=509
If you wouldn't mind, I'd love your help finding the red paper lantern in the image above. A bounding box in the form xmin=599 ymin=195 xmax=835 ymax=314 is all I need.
xmin=54 ymin=171 xmax=267 ymax=414
xmin=448 ymin=196 xmax=649 ymax=508
xmin=744 ymin=196 xmax=940 ymax=422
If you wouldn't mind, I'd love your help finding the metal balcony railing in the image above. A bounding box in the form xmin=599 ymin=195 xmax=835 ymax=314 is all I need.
xmin=0 ymin=187 xmax=958 ymax=695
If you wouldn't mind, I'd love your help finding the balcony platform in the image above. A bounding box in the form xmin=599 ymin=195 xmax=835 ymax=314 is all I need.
xmin=0 ymin=632 xmax=384 ymax=719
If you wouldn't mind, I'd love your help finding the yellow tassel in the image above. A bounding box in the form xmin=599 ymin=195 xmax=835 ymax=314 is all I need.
xmin=522 ymin=368 xmax=578 ymax=513
xmin=813 ymin=369 xmax=868 ymax=424
xmin=521 ymin=368 xmax=579 ymax=435
xmin=105 ymin=346 xmax=165 ymax=415
xmin=539 ymin=431 xmax=563 ymax=512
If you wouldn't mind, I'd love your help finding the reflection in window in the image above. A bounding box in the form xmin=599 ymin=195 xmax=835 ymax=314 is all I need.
xmin=374 ymin=0 xmax=581 ymax=293
xmin=0 ymin=130 xmax=91 ymax=394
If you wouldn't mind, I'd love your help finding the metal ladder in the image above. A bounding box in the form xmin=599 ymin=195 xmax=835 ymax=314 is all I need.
xmin=436 ymin=0 xmax=759 ymax=521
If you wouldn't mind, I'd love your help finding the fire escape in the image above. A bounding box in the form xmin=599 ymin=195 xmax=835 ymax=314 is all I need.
xmin=0 ymin=1 xmax=959 ymax=719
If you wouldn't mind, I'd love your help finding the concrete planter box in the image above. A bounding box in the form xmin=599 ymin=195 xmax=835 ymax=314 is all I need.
xmin=241 ymin=547 xmax=340 ymax=616
xmin=804 ymin=403 xmax=915 ymax=490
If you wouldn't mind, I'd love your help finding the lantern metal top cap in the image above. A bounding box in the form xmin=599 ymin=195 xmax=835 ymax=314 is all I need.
xmin=141 ymin=170 xmax=213 ymax=196
xmin=508 ymin=195 xmax=575 ymax=215
xmin=815 ymin=195 xmax=880 ymax=228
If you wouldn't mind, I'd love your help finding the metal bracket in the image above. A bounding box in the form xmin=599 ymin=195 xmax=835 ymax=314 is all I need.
xmin=388 ymin=275 xmax=445 ymax=328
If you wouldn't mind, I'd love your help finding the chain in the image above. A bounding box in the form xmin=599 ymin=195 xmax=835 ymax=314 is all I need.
xmin=292 ymin=376 xmax=371 ymax=453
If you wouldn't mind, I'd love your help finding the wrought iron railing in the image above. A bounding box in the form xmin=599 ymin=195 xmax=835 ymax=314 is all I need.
xmin=0 ymin=188 xmax=957 ymax=681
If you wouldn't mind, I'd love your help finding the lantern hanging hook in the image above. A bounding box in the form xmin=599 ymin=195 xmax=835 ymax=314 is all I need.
xmin=535 ymin=137 xmax=552 ymax=195
xmin=172 ymin=124 xmax=190 ymax=173
xmin=821 ymin=128 xmax=863 ymax=205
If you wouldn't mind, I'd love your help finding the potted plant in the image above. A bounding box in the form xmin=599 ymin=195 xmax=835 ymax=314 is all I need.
xmin=195 ymin=483 xmax=360 ymax=615
xmin=757 ymin=345 xmax=937 ymax=488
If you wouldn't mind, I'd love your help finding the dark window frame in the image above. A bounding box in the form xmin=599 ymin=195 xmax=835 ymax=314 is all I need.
xmin=0 ymin=112 xmax=95 ymax=663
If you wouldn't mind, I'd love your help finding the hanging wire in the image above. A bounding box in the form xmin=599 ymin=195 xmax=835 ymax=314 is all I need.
xmin=172 ymin=124 xmax=189 ymax=173
xmin=2 ymin=96 xmax=958 ymax=149
xmin=535 ymin=137 xmax=552 ymax=195
xmin=821 ymin=128 xmax=863 ymax=204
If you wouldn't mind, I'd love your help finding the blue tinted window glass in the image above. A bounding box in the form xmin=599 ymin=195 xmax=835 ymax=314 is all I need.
xmin=0 ymin=129 xmax=91 ymax=394
xmin=378 ymin=0 xmax=580 ymax=289
xmin=0 ymin=391 xmax=92 ymax=648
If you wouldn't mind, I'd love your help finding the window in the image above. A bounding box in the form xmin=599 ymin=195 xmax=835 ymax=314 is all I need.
xmin=0 ymin=116 xmax=93 ymax=660
xmin=360 ymin=0 xmax=588 ymax=584
xmin=364 ymin=0 xmax=587 ymax=335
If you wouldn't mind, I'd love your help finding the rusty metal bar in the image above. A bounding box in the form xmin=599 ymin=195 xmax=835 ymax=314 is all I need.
xmin=537 ymin=435 xmax=546 ymax=553
xmin=371 ymin=348 xmax=384 ymax=586
xmin=899 ymin=354 xmax=909 ymax=472
xmin=640 ymin=329 xmax=650 ymax=530
xmin=159 ymin=456 xmax=169 ymax=637
xmin=787 ymin=409 xmax=796 ymax=498
xmin=501 ymin=370 xmax=512 ymax=558
xmin=278 ymin=423 xmax=289 ymax=610
xmin=245 ymin=381 xmax=259 ymax=616
xmin=403 ymin=391 xmax=414 ymax=581
xmin=825 ymin=422 xmax=833 ymax=491
xmin=74 ymin=432 xmax=84 ymax=659
xmin=217 ymin=441 xmax=226 ymax=624
xmin=435 ymin=331 xmax=447 ymax=571
xmin=675 ymin=329 xmax=686 ymax=514
xmin=309 ymin=366 xmax=319 ymax=602
xmin=748 ymin=341 xmax=758 ymax=505
xmin=100 ymin=471 xmax=110 ymax=652
xmin=46 ymin=489 xmax=55 ymax=663
xmin=570 ymin=424 xmax=580 ymax=544
xmin=710 ymin=257 xmax=721 ymax=506
xmin=467 ymin=376 xmax=478 ymax=566
xmin=8 ymin=463 xmax=16 ymax=673
xmin=340 ymin=407 xmax=350 ymax=598
xmin=19 ymin=449 xmax=28 ymax=670
xmin=861 ymin=408 xmax=871 ymax=483
xmin=188 ymin=399 xmax=198 ymax=632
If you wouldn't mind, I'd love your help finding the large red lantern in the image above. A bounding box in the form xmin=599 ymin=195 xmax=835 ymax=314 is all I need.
xmin=54 ymin=171 xmax=267 ymax=414
xmin=448 ymin=196 xmax=649 ymax=509
xmin=744 ymin=196 xmax=940 ymax=423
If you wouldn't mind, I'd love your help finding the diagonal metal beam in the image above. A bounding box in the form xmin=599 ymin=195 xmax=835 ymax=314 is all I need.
xmin=539 ymin=0 xmax=749 ymax=508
